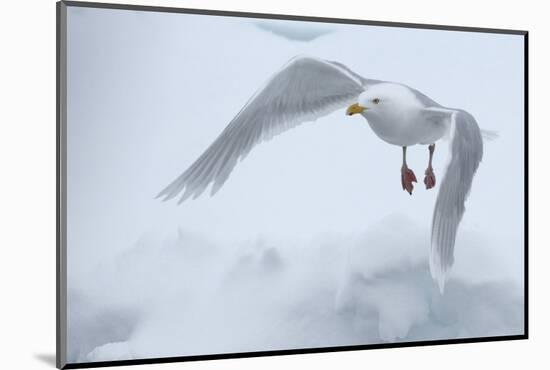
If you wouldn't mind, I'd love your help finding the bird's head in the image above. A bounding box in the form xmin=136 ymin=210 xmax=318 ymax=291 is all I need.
xmin=346 ymin=83 xmax=420 ymax=117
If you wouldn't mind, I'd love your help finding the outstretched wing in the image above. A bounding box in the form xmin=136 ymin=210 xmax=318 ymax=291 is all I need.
xmin=430 ymin=109 xmax=483 ymax=293
xmin=158 ymin=56 xmax=373 ymax=203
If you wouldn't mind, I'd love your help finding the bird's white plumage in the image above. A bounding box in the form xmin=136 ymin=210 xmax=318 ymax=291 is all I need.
xmin=356 ymin=84 xmax=447 ymax=146
xmin=157 ymin=56 xmax=368 ymax=203
xmin=430 ymin=110 xmax=483 ymax=292
xmin=158 ymin=56 xmax=484 ymax=293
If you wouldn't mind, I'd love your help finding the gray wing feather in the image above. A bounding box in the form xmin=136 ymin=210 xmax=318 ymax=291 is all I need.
xmin=430 ymin=110 xmax=483 ymax=293
xmin=158 ymin=56 xmax=368 ymax=203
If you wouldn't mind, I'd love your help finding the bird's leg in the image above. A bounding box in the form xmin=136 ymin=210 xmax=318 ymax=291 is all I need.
xmin=401 ymin=146 xmax=417 ymax=195
xmin=424 ymin=144 xmax=436 ymax=190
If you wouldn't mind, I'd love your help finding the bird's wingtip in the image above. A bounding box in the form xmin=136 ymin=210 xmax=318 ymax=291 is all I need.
xmin=436 ymin=275 xmax=446 ymax=294
xmin=431 ymin=269 xmax=447 ymax=294
xmin=429 ymin=252 xmax=447 ymax=294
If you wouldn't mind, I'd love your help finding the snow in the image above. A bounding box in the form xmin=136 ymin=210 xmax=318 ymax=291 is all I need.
xmin=66 ymin=6 xmax=525 ymax=363
xmin=68 ymin=215 xmax=523 ymax=362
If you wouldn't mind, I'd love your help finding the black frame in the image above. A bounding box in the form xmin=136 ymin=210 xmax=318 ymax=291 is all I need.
xmin=56 ymin=1 xmax=529 ymax=368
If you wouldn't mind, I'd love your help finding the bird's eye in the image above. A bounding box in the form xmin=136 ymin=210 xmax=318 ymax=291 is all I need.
xmin=373 ymin=98 xmax=380 ymax=104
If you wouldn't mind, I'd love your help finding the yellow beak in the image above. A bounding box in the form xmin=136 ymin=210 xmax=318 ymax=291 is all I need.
xmin=346 ymin=103 xmax=366 ymax=116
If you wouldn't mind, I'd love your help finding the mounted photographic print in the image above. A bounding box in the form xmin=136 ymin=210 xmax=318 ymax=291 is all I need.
xmin=57 ymin=1 xmax=528 ymax=368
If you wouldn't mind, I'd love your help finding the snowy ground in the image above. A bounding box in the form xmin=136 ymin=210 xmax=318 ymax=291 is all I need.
xmin=66 ymin=6 xmax=525 ymax=363
xmin=68 ymin=214 xmax=523 ymax=362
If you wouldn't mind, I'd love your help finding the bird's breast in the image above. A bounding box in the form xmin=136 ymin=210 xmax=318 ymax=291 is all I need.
xmin=364 ymin=110 xmax=442 ymax=147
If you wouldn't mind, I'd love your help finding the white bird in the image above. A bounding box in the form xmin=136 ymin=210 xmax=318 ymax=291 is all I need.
xmin=158 ymin=56 xmax=487 ymax=293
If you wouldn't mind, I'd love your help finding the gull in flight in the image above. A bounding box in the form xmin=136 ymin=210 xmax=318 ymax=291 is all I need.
xmin=158 ymin=56 xmax=489 ymax=292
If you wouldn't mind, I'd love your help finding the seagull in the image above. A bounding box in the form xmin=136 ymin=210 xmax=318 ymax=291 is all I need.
xmin=157 ymin=56 xmax=488 ymax=292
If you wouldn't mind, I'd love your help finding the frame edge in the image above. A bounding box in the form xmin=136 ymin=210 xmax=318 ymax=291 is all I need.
xmin=56 ymin=1 xmax=529 ymax=368
xmin=57 ymin=1 xmax=68 ymax=369
xmin=523 ymin=32 xmax=529 ymax=339
xmin=61 ymin=0 xmax=527 ymax=35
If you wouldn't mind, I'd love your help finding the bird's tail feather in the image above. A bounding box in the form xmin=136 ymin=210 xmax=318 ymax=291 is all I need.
xmin=481 ymin=129 xmax=499 ymax=141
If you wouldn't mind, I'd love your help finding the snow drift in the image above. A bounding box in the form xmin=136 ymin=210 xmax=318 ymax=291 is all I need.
xmin=68 ymin=214 xmax=523 ymax=362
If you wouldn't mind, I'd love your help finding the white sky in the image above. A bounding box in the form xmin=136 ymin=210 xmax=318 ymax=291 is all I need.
xmin=66 ymin=6 xmax=524 ymax=286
